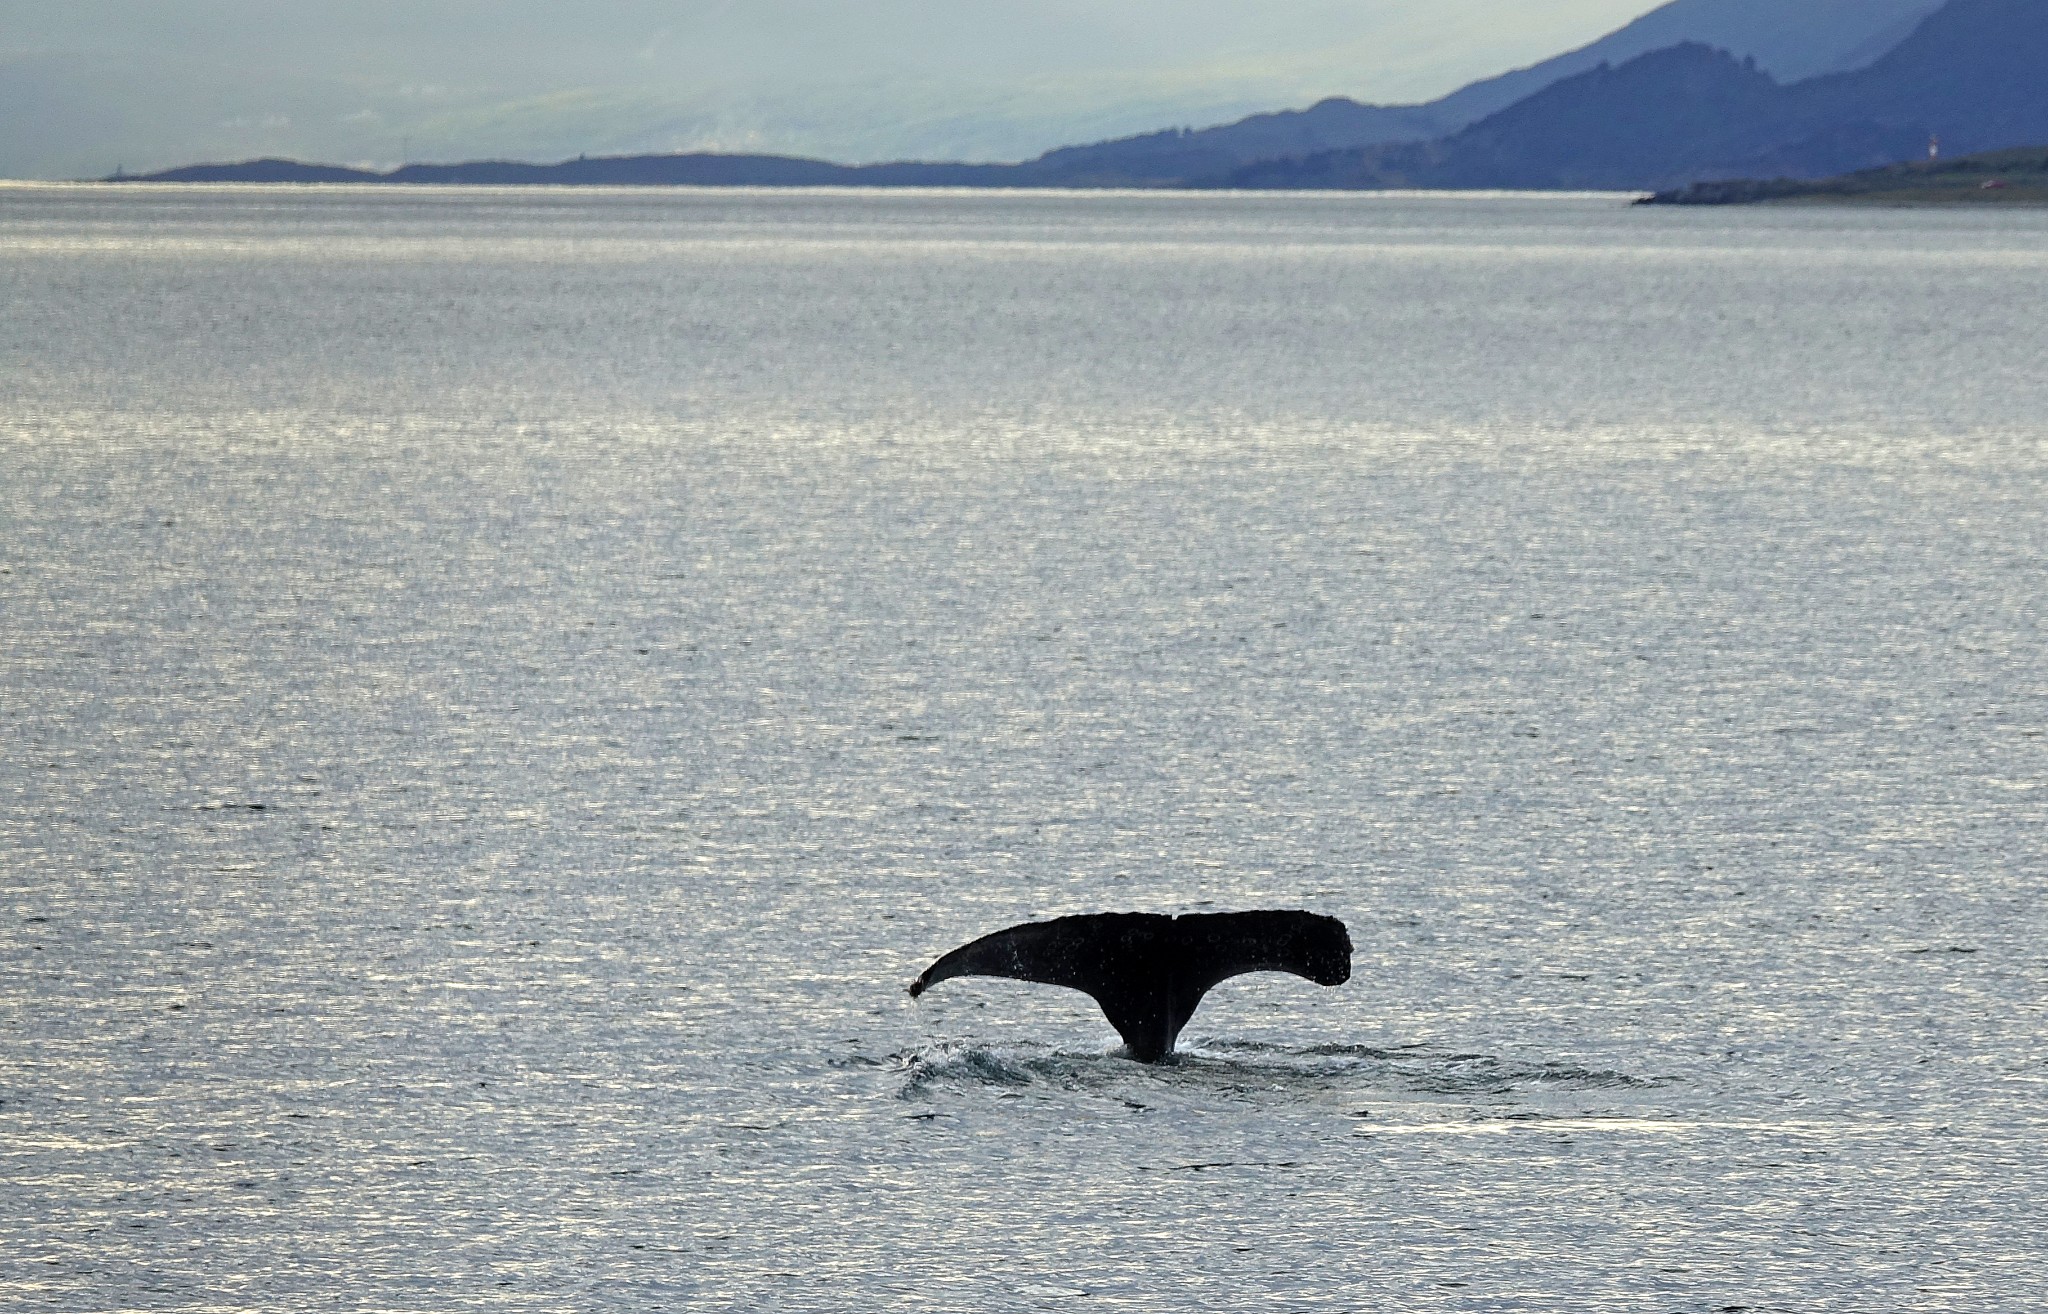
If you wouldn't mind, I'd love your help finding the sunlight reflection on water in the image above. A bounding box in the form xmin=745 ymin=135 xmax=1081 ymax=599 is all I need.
xmin=2 ymin=186 xmax=2046 ymax=1311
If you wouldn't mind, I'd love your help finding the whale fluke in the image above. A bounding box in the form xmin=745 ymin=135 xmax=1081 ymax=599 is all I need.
xmin=908 ymin=910 xmax=1351 ymax=1062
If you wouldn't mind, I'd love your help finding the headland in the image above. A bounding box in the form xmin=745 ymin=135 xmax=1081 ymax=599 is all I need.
xmin=1641 ymin=144 xmax=2048 ymax=205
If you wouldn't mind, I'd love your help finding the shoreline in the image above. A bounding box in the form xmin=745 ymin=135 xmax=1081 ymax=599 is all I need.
xmin=1641 ymin=145 xmax=2048 ymax=206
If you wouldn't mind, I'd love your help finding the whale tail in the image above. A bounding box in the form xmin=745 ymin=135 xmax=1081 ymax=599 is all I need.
xmin=908 ymin=910 xmax=1351 ymax=1062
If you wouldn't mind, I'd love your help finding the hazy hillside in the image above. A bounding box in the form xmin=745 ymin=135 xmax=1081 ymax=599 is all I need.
xmin=1789 ymin=0 xmax=2048 ymax=159
xmin=1021 ymin=0 xmax=1942 ymax=181
xmin=1429 ymin=0 xmax=1941 ymax=124
xmin=1226 ymin=0 xmax=2048 ymax=192
xmin=1014 ymin=101 xmax=1457 ymax=186
xmin=1229 ymin=45 xmax=1784 ymax=191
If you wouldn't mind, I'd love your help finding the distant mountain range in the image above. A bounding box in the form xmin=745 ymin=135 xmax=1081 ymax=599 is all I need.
xmin=903 ymin=0 xmax=1950 ymax=184
xmin=1232 ymin=0 xmax=2048 ymax=190
xmin=117 ymin=0 xmax=2042 ymax=194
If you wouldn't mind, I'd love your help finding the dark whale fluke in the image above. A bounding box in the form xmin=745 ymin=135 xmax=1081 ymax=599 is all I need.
xmin=908 ymin=910 xmax=1351 ymax=1063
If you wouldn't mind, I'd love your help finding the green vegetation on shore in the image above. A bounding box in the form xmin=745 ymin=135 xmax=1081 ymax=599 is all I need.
xmin=1642 ymin=144 xmax=2048 ymax=204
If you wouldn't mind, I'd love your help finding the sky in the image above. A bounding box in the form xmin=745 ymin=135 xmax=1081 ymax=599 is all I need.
xmin=0 ymin=1 xmax=1664 ymax=179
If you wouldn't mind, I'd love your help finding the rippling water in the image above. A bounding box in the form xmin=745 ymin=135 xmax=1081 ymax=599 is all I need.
xmin=3 ymin=185 xmax=2046 ymax=1310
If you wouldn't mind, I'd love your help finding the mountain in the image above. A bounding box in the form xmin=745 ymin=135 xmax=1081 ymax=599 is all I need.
xmin=1225 ymin=0 xmax=2048 ymax=191
xmin=1010 ymin=101 xmax=1459 ymax=186
xmin=1793 ymin=0 xmax=2048 ymax=159
xmin=1228 ymin=45 xmax=1786 ymax=191
xmin=1428 ymin=0 xmax=1942 ymax=124
xmin=1016 ymin=0 xmax=1941 ymax=181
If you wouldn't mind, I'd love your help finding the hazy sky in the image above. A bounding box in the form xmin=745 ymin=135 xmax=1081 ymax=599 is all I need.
xmin=1 ymin=1 xmax=1660 ymax=178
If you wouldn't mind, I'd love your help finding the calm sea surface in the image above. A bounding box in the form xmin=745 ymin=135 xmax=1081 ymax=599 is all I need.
xmin=3 ymin=185 xmax=2047 ymax=1311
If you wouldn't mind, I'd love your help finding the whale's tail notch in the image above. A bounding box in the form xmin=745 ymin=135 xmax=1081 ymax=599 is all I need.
xmin=908 ymin=910 xmax=1351 ymax=1062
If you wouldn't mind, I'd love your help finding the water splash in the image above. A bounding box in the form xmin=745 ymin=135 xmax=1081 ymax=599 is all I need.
xmin=894 ymin=1043 xmax=1048 ymax=1097
xmin=890 ymin=1036 xmax=1663 ymax=1102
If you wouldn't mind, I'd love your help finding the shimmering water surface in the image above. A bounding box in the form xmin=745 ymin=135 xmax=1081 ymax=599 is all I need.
xmin=3 ymin=185 xmax=2046 ymax=1311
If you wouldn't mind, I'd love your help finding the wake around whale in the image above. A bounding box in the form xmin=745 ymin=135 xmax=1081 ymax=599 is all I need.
xmin=908 ymin=910 xmax=1352 ymax=1062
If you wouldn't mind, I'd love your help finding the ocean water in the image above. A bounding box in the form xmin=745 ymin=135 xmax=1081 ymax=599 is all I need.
xmin=2 ymin=184 xmax=2046 ymax=1311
